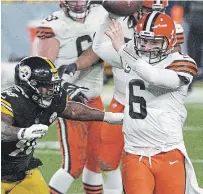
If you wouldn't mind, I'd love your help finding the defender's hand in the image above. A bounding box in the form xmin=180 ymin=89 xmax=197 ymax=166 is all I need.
xmin=63 ymin=82 xmax=89 ymax=105
xmin=18 ymin=124 xmax=48 ymax=140
xmin=57 ymin=63 xmax=77 ymax=78
xmin=105 ymin=19 xmax=125 ymax=51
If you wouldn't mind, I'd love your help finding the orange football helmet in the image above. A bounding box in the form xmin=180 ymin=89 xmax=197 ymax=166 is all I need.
xmin=135 ymin=12 xmax=176 ymax=64
xmin=143 ymin=0 xmax=168 ymax=11
xmin=138 ymin=0 xmax=168 ymax=22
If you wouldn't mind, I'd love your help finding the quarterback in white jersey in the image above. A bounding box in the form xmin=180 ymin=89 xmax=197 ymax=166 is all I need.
xmin=98 ymin=5 xmax=185 ymax=193
xmin=93 ymin=11 xmax=202 ymax=194
xmin=34 ymin=1 xmax=109 ymax=193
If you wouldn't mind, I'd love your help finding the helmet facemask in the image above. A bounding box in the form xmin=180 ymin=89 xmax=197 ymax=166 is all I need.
xmin=134 ymin=31 xmax=169 ymax=64
xmin=61 ymin=0 xmax=90 ymax=21
xmin=30 ymin=79 xmax=61 ymax=108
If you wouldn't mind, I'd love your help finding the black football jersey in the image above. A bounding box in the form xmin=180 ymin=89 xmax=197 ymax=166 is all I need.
xmin=1 ymin=85 xmax=67 ymax=181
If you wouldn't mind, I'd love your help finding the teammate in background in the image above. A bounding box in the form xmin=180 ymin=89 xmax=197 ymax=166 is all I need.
xmin=34 ymin=1 xmax=108 ymax=193
xmin=93 ymin=11 xmax=202 ymax=194
xmin=61 ymin=13 xmax=136 ymax=193
xmin=141 ymin=0 xmax=168 ymax=13
xmin=96 ymin=17 xmax=134 ymax=194
xmin=1 ymin=56 xmax=123 ymax=194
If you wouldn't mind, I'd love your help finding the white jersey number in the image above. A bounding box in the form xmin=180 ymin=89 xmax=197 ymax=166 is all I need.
xmin=129 ymin=79 xmax=147 ymax=119
xmin=9 ymin=139 xmax=37 ymax=156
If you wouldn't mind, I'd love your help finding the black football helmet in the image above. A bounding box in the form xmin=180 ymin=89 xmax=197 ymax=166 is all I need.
xmin=15 ymin=56 xmax=61 ymax=108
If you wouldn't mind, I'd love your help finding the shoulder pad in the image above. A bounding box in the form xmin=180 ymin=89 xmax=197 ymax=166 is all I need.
xmin=36 ymin=11 xmax=71 ymax=39
xmin=1 ymin=88 xmax=19 ymax=100
xmin=36 ymin=11 xmax=62 ymax=39
xmin=36 ymin=25 xmax=55 ymax=39
xmin=1 ymin=89 xmax=17 ymax=117
xmin=166 ymin=56 xmax=197 ymax=77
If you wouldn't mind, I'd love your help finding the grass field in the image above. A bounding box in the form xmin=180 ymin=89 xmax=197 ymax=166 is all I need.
xmin=35 ymin=98 xmax=203 ymax=193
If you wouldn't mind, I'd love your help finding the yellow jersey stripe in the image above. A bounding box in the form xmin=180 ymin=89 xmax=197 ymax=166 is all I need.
xmin=41 ymin=57 xmax=57 ymax=73
xmin=1 ymin=102 xmax=13 ymax=112
xmin=1 ymin=99 xmax=11 ymax=108
xmin=1 ymin=105 xmax=14 ymax=117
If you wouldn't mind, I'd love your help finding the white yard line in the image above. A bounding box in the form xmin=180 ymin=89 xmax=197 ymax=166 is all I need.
xmin=35 ymin=149 xmax=61 ymax=155
xmin=37 ymin=141 xmax=60 ymax=149
xmin=184 ymin=126 xmax=202 ymax=131
xmin=191 ymin=159 xmax=203 ymax=164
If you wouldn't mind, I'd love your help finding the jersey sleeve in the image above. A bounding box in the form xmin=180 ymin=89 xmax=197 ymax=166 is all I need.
xmin=36 ymin=25 xmax=55 ymax=39
xmin=92 ymin=14 xmax=123 ymax=69
xmin=36 ymin=11 xmax=64 ymax=39
xmin=1 ymin=94 xmax=14 ymax=118
xmin=36 ymin=11 xmax=72 ymax=40
xmin=35 ymin=16 xmax=56 ymax=39
xmin=165 ymin=58 xmax=198 ymax=83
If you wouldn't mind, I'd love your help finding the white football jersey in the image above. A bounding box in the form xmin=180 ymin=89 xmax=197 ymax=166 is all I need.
xmin=93 ymin=14 xmax=202 ymax=194
xmin=123 ymin=48 xmax=196 ymax=156
xmin=35 ymin=5 xmax=108 ymax=99
xmin=112 ymin=68 xmax=127 ymax=105
xmin=93 ymin=15 xmax=197 ymax=154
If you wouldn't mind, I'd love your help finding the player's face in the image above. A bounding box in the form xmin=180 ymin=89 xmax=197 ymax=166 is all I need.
xmin=38 ymin=83 xmax=55 ymax=102
xmin=135 ymin=36 xmax=168 ymax=64
xmin=67 ymin=0 xmax=88 ymax=13
xmin=138 ymin=38 xmax=164 ymax=57
xmin=139 ymin=38 xmax=163 ymax=51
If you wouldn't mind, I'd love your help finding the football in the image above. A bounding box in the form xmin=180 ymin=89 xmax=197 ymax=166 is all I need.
xmin=102 ymin=0 xmax=142 ymax=16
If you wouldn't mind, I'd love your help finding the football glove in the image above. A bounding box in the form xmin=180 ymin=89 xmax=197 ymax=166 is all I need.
xmin=63 ymin=82 xmax=89 ymax=105
xmin=18 ymin=124 xmax=48 ymax=140
xmin=57 ymin=63 xmax=77 ymax=78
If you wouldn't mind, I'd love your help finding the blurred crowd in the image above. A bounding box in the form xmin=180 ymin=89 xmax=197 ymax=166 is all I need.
xmin=167 ymin=1 xmax=203 ymax=89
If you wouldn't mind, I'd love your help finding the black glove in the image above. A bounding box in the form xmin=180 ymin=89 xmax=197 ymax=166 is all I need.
xmin=57 ymin=63 xmax=77 ymax=78
xmin=63 ymin=82 xmax=89 ymax=104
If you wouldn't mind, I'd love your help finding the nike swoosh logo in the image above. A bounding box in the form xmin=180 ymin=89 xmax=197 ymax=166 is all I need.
xmin=169 ymin=160 xmax=179 ymax=165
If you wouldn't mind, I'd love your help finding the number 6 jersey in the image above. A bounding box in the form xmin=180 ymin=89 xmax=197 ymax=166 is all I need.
xmin=122 ymin=49 xmax=197 ymax=156
xmin=34 ymin=5 xmax=108 ymax=100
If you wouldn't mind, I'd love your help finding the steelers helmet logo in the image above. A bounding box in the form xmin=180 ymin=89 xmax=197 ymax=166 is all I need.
xmin=19 ymin=65 xmax=31 ymax=81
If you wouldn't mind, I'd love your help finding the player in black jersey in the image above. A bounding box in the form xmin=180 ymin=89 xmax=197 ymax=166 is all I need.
xmin=1 ymin=56 xmax=123 ymax=194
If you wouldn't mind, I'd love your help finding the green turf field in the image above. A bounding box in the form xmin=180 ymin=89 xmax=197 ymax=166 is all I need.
xmin=35 ymin=102 xmax=203 ymax=193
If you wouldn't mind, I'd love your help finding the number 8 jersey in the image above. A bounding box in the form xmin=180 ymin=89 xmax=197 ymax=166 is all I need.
xmin=33 ymin=5 xmax=108 ymax=99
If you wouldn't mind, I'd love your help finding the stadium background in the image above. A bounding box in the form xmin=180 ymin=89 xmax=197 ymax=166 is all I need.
xmin=1 ymin=1 xmax=203 ymax=193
